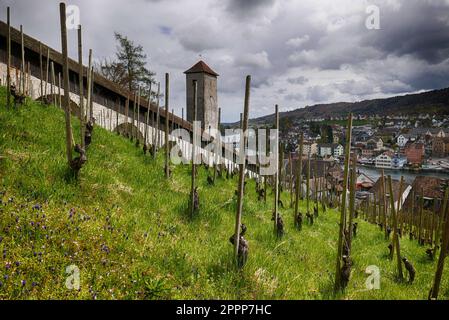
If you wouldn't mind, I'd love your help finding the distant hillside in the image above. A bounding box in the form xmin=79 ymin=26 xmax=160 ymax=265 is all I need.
xmin=225 ymin=87 xmax=449 ymax=127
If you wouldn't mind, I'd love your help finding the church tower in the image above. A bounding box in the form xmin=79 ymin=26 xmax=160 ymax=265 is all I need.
xmin=185 ymin=61 xmax=219 ymax=131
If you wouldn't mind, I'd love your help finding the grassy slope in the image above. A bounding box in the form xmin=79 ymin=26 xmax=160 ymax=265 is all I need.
xmin=0 ymin=86 xmax=448 ymax=300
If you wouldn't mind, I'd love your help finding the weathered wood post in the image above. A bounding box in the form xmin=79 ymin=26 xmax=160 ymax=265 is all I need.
xmin=334 ymin=113 xmax=353 ymax=293
xmin=144 ymin=84 xmax=152 ymax=152
xmin=86 ymin=50 xmax=92 ymax=121
xmin=89 ymin=68 xmax=94 ymax=121
xmin=131 ymin=93 xmax=136 ymax=140
xmin=294 ymin=133 xmax=304 ymax=227
xmin=388 ymin=175 xmax=404 ymax=281
xmin=136 ymin=87 xmax=141 ymax=145
xmin=347 ymin=153 xmax=357 ymax=253
xmin=233 ymin=75 xmax=251 ymax=263
xmin=289 ymin=152 xmax=293 ymax=208
xmin=429 ymin=189 xmax=449 ymax=299
xmin=45 ymin=48 xmax=50 ymax=97
xmin=213 ymin=108 xmax=221 ymax=183
xmin=306 ymin=157 xmax=310 ymax=216
xmin=381 ymin=170 xmax=388 ymax=238
xmin=434 ymin=191 xmax=448 ymax=254
xmin=153 ymin=83 xmax=161 ymax=158
xmin=397 ymin=176 xmax=404 ymax=229
xmin=20 ymin=25 xmax=25 ymax=95
xmin=6 ymin=7 xmax=11 ymax=109
xmin=264 ymin=127 xmax=269 ymax=203
xmin=165 ymin=73 xmax=170 ymax=178
xmin=60 ymin=2 xmax=73 ymax=165
xmin=418 ymin=189 xmax=424 ymax=244
xmin=77 ymin=25 xmax=85 ymax=148
xmin=190 ymin=80 xmax=198 ymax=218
xmin=39 ymin=42 xmax=43 ymax=99
xmin=274 ymin=105 xmax=280 ymax=234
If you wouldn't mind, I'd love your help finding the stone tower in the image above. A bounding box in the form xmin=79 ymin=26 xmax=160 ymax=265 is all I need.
xmin=185 ymin=61 xmax=219 ymax=131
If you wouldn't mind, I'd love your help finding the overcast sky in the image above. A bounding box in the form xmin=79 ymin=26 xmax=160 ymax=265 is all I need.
xmin=2 ymin=0 xmax=449 ymax=122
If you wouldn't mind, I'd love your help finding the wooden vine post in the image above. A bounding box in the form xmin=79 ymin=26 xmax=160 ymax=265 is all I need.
xmin=388 ymin=175 xmax=404 ymax=281
xmin=45 ymin=48 xmax=50 ymax=97
xmin=86 ymin=50 xmax=93 ymax=122
xmin=334 ymin=113 xmax=353 ymax=293
xmin=78 ymin=25 xmax=85 ymax=148
xmin=153 ymin=83 xmax=161 ymax=159
xmin=190 ymin=80 xmax=198 ymax=218
xmin=306 ymin=157 xmax=310 ymax=216
xmin=294 ymin=133 xmax=304 ymax=226
xmin=213 ymin=108 xmax=221 ymax=183
xmin=274 ymin=105 xmax=280 ymax=234
xmin=6 ymin=7 xmax=11 ymax=109
xmin=233 ymin=75 xmax=251 ymax=263
xmin=165 ymin=73 xmax=170 ymax=178
xmin=347 ymin=153 xmax=357 ymax=252
xmin=59 ymin=2 xmax=73 ymax=165
xmin=381 ymin=170 xmax=388 ymax=238
xmin=20 ymin=25 xmax=25 ymax=95
xmin=39 ymin=42 xmax=43 ymax=98
xmin=430 ymin=189 xmax=449 ymax=299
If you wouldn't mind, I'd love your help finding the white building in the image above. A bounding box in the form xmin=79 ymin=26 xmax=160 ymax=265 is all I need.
xmin=333 ymin=144 xmax=344 ymax=157
xmin=375 ymin=152 xmax=393 ymax=169
xmin=396 ymin=134 xmax=409 ymax=148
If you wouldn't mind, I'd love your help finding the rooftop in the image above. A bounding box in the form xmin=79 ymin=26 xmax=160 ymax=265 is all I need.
xmin=184 ymin=60 xmax=219 ymax=77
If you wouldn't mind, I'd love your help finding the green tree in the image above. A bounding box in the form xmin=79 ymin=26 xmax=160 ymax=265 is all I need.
xmin=97 ymin=32 xmax=156 ymax=97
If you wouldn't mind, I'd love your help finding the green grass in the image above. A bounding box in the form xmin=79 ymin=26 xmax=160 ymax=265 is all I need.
xmin=0 ymin=86 xmax=448 ymax=300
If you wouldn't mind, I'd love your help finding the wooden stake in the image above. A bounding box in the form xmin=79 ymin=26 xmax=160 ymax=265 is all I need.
xmin=190 ymin=80 xmax=198 ymax=218
xmin=90 ymin=68 xmax=94 ymax=121
xmin=20 ymin=25 xmax=25 ymax=95
xmin=60 ymin=2 xmax=73 ymax=164
xmin=39 ymin=42 xmax=43 ymax=99
xmin=234 ymin=75 xmax=251 ymax=263
xmin=144 ymin=84 xmax=152 ymax=148
xmin=165 ymin=74 xmax=170 ymax=178
xmin=429 ymin=189 xmax=449 ymax=299
xmin=334 ymin=114 xmax=353 ymax=293
xmin=347 ymin=153 xmax=357 ymax=253
xmin=78 ymin=25 xmax=85 ymax=148
xmin=153 ymin=83 xmax=161 ymax=158
xmin=86 ymin=50 xmax=92 ymax=122
xmin=6 ymin=7 xmax=11 ymax=109
xmin=45 ymin=48 xmax=50 ymax=97
xmin=388 ymin=175 xmax=403 ymax=280
xmin=294 ymin=133 xmax=304 ymax=225
xmin=289 ymin=152 xmax=293 ymax=208
xmin=274 ymin=105 xmax=280 ymax=233
xmin=381 ymin=170 xmax=388 ymax=238
xmin=418 ymin=189 xmax=424 ymax=244
xmin=306 ymin=157 xmax=310 ymax=215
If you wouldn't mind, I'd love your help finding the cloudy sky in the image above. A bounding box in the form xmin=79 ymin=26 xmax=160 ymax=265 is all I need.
xmin=3 ymin=0 xmax=449 ymax=122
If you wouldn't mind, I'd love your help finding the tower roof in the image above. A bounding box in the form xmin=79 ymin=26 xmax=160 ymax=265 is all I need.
xmin=184 ymin=60 xmax=219 ymax=77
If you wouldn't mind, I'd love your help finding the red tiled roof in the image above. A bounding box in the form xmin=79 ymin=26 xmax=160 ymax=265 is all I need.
xmin=184 ymin=60 xmax=219 ymax=77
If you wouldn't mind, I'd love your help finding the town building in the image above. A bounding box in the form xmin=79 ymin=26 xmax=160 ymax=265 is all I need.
xmin=432 ymin=137 xmax=449 ymax=158
xmin=404 ymin=142 xmax=425 ymax=166
xmin=375 ymin=152 xmax=394 ymax=169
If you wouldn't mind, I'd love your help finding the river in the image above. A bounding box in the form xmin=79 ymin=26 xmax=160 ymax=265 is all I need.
xmin=357 ymin=166 xmax=449 ymax=184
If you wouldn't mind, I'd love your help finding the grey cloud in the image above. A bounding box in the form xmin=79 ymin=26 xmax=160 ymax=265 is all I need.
xmin=306 ymin=85 xmax=335 ymax=102
xmin=287 ymin=76 xmax=308 ymax=85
